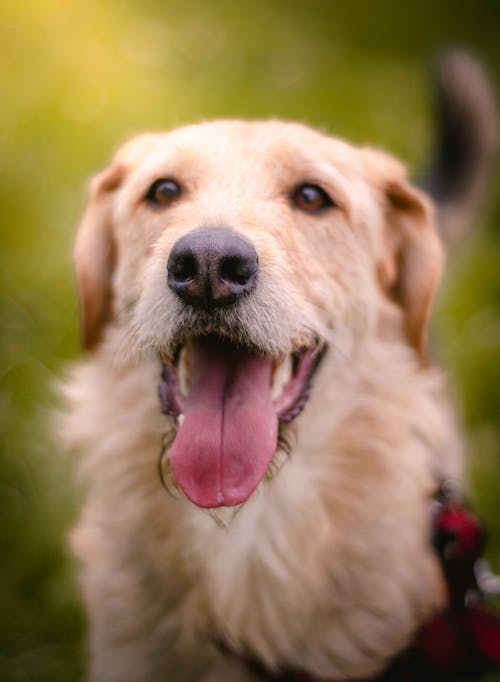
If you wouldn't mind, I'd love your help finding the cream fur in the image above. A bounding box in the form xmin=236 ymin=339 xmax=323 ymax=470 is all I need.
xmin=60 ymin=120 xmax=464 ymax=681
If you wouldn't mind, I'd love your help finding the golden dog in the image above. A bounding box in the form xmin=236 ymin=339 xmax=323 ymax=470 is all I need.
xmin=61 ymin=55 xmax=497 ymax=681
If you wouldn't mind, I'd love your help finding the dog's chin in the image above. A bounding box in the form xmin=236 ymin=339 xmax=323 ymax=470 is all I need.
xmin=157 ymin=333 xmax=325 ymax=509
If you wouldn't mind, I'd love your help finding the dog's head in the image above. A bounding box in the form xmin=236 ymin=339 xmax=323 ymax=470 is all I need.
xmin=74 ymin=120 xmax=442 ymax=509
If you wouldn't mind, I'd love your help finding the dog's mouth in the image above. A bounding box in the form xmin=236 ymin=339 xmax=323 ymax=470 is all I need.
xmin=158 ymin=334 xmax=325 ymax=508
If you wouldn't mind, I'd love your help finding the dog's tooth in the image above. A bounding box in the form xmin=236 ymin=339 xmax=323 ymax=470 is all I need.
xmin=178 ymin=347 xmax=190 ymax=397
xmin=271 ymin=355 xmax=293 ymax=400
xmin=176 ymin=414 xmax=185 ymax=427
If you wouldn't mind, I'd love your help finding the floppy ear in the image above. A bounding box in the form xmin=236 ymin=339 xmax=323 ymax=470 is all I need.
xmin=378 ymin=175 xmax=443 ymax=363
xmin=74 ymin=163 xmax=124 ymax=350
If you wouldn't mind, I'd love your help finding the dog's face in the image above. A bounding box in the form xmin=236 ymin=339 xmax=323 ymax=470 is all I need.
xmin=75 ymin=120 xmax=442 ymax=509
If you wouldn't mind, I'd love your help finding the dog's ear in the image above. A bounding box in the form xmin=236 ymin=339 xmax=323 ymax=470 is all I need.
xmin=74 ymin=163 xmax=125 ymax=351
xmin=368 ymin=151 xmax=443 ymax=362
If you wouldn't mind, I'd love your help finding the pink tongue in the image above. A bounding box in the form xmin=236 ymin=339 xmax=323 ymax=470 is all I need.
xmin=168 ymin=338 xmax=278 ymax=508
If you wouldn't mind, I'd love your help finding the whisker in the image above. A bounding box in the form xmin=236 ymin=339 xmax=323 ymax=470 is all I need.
xmin=277 ymin=432 xmax=293 ymax=456
xmin=208 ymin=509 xmax=230 ymax=530
xmin=158 ymin=431 xmax=181 ymax=499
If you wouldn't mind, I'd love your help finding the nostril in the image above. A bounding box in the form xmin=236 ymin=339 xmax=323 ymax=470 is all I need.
xmin=220 ymin=255 xmax=258 ymax=286
xmin=168 ymin=253 xmax=197 ymax=283
xmin=167 ymin=228 xmax=259 ymax=307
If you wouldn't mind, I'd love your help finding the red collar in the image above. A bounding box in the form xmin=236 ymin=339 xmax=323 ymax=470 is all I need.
xmin=216 ymin=485 xmax=500 ymax=681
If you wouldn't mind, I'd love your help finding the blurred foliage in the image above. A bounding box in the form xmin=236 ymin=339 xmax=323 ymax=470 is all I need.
xmin=0 ymin=0 xmax=499 ymax=680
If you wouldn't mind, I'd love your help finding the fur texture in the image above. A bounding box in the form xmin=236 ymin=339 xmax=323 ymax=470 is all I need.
xmin=61 ymin=120 xmax=465 ymax=681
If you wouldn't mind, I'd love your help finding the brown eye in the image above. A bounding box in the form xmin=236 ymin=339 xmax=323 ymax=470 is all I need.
xmin=292 ymin=183 xmax=334 ymax=213
xmin=146 ymin=178 xmax=182 ymax=206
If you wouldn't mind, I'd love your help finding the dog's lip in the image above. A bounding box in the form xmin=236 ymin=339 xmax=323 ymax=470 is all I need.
xmin=158 ymin=336 xmax=325 ymax=423
xmin=273 ymin=343 xmax=326 ymax=421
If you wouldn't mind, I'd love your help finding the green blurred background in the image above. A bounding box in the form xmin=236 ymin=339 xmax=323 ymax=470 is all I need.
xmin=0 ymin=1 xmax=499 ymax=680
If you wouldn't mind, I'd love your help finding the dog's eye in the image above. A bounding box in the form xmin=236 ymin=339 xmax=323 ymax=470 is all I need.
xmin=146 ymin=178 xmax=182 ymax=206
xmin=292 ymin=184 xmax=334 ymax=213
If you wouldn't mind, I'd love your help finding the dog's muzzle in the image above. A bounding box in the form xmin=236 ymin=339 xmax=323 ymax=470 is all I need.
xmin=159 ymin=227 xmax=326 ymax=510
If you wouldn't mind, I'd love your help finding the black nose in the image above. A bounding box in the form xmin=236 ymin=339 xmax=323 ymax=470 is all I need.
xmin=167 ymin=228 xmax=259 ymax=309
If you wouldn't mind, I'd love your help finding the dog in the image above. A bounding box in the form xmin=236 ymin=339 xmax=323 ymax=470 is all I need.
xmin=60 ymin=53 xmax=497 ymax=681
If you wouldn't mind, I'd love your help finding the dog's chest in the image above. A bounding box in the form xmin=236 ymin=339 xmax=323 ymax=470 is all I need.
xmin=180 ymin=479 xmax=335 ymax=659
xmin=173 ymin=449 xmax=445 ymax=678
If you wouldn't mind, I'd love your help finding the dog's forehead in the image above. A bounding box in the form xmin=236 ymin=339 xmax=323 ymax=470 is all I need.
xmin=115 ymin=120 xmax=362 ymax=180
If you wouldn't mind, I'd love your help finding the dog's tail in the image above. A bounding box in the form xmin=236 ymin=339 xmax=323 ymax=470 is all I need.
xmin=424 ymin=51 xmax=498 ymax=247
